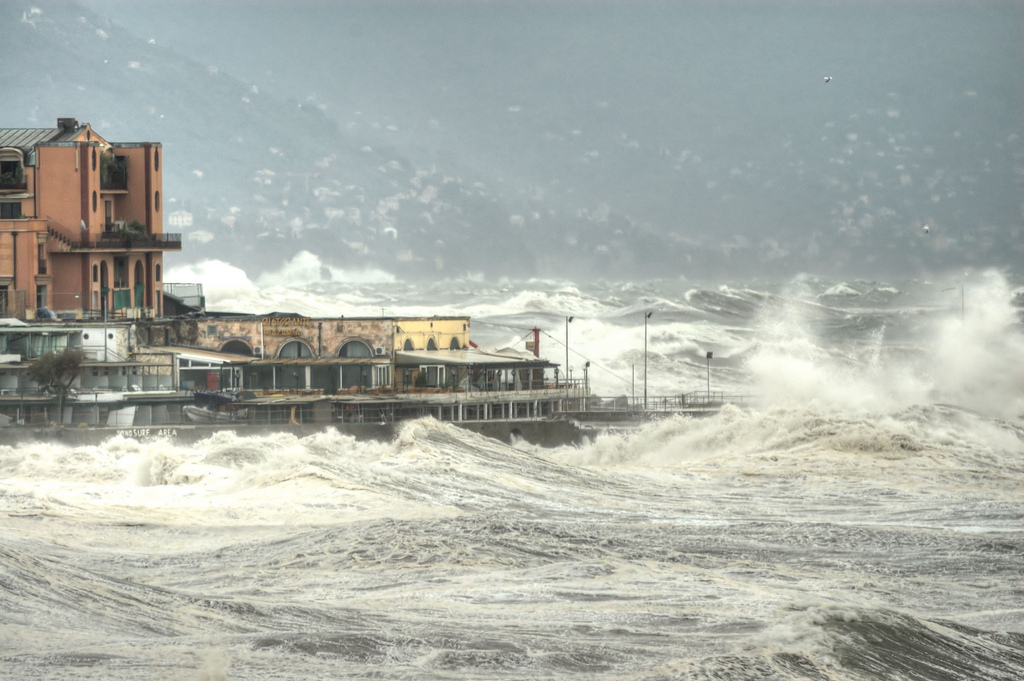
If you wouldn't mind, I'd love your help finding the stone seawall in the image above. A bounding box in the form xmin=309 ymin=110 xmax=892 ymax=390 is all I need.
xmin=0 ymin=419 xmax=592 ymax=448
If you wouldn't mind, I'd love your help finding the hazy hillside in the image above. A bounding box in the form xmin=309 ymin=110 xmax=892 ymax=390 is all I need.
xmin=4 ymin=1 xmax=1022 ymax=282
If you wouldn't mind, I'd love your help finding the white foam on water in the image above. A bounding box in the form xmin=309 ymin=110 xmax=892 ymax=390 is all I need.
xmin=6 ymin=271 xmax=1022 ymax=679
xmin=747 ymin=269 xmax=1024 ymax=418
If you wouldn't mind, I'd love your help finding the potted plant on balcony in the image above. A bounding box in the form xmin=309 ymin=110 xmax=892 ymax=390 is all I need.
xmin=117 ymin=220 xmax=147 ymax=248
xmin=0 ymin=164 xmax=24 ymax=189
xmin=100 ymin=153 xmax=128 ymax=188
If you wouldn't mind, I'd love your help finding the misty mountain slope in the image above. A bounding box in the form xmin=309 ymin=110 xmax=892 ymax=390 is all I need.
xmin=2 ymin=2 xmax=551 ymax=278
xmin=5 ymin=1 xmax=1023 ymax=281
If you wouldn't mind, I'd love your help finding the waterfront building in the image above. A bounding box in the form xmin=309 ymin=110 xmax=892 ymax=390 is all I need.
xmin=134 ymin=313 xmax=509 ymax=394
xmin=0 ymin=119 xmax=574 ymax=429
xmin=0 ymin=117 xmax=181 ymax=320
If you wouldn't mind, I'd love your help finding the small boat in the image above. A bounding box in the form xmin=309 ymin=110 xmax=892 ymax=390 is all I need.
xmin=184 ymin=390 xmax=251 ymax=423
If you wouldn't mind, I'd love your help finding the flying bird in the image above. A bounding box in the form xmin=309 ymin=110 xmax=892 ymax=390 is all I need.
xmin=823 ymin=76 xmax=832 ymax=83
xmin=500 ymin=284 xmax=511 ymax=293
xmin=922 ymin=224 xmax=930 ymax=234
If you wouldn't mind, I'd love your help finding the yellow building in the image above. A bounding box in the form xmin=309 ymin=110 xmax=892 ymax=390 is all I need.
xmin=0 ymin=117 xmax=180 ymax=320
xmin=393 ymin=316 xmax=470 ymax=352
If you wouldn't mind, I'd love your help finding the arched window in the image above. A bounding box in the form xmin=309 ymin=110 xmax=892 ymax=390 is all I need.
xmin=154 ymin=148 xmax=160 ymax=171
xmin=92 ymin=264 xmax=98 ymax=283
xmin=221 ymin=340 xmax=252 ymax=356
xmin=278 ymin=340 xmax=313 ymax=359
xmin=134 ymin=261 xmax=144 ymax=286
xmin=450 ymin=337 xmax=461 ymax=350
xmin=155 ymin=190 xmax=160 ymax=212
xmin=155 ymin=264 xmax=161 ymax=281
xmin=91 ymin=148 xmax=96 ymax=171
xmin=339 ymin=340 xmax=372 ymax=358
xmin=92 ymin=191 xmax=97 ymax=212
xmin=403 ymin=338 xmax=414 ymax=351
xmin=426 ymin=338 xmax=437 ymax=350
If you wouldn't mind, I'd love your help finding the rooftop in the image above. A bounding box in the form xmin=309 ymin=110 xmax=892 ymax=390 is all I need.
xmin=0 ymin=125 xmax=82 ymax=151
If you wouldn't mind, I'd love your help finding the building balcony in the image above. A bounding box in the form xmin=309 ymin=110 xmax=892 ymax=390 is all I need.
xmin=0 ymin=177 xmax=27 ymax=191
xmin=90 ymin=232 xmax=182 ymax=250
xmin=100 ymin=156 xmax=128 ymax=191
xmin=47 ymin=226 xmax=181 ymax=251
xmin=100 ymin=176 xmax=128 ymax=191
xmin=0 ymin=160 xmax=26 ymax=190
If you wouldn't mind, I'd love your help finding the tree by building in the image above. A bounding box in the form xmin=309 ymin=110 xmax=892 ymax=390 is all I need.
xmin=26 ymin=349 xmax=84 ymax=423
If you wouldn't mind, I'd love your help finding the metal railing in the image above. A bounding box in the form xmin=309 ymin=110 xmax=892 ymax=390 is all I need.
xmin=576 ymin=391 xmax=754 ymax=414
xmin=86 ymin=233 xmax=182 ymax=249
xmin=46 ymin=226 xmax=182 ymax=250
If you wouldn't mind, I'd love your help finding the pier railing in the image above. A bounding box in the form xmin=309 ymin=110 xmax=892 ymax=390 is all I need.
xmin=575 ymin=391 xmax=754 ymax=415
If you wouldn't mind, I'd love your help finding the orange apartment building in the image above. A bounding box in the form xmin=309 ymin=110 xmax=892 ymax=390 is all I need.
xmin=0 ymin=117 xmax=180 ymax=320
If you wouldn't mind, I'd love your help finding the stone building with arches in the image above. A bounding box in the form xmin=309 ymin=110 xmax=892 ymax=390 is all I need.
xmin=135 ymin=313 xmax=474 ymax=393
xmin=393 ymin=317 xmax=469 ymax=353
xmin=0 ymin=118 xmax=180 ymax=320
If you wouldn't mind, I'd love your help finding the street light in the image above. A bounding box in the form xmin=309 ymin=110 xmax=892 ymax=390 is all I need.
xmin=584 ymin=361 xmax=590 ymax=411
xmin=565 ymin=316 xmax=574 ymax=390
xmin=643 ymin=311 xmax=653 ymax=410
xmin=706 ymin=351 xmax=713 ymax=401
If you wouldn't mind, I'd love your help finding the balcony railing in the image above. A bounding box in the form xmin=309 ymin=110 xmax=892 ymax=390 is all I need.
xmin=0 ymin=175 xmax=26 ymax=190
xmin=47 ymin=226 xmax=182 ymax=251
xmin=89 ymin=232 xmax=182 ymax=249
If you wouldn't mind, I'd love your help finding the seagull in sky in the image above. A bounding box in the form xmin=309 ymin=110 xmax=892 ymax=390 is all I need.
xmin=500 ymin=284 xmax=511 ymax=293
xmin=922 ymin=224 xmax=930 ymax=234
xmin=823 ymin=76 xmax=832 ymax=83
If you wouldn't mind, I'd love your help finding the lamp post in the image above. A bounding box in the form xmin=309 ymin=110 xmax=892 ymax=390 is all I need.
xmin=584 ymin=361 xmax=590 ymax=410
xmin=706 ymin=351 xmax=713 ymax=401
xmin=643 ymin=311 xmax=653 ymax=410
xmin=565 ymin=315 xmax=573 ymax=391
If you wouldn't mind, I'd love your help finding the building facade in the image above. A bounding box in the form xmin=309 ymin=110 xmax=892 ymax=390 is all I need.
xmin=135 ymin=314 xmax=479 ymax=393
xmin=0 ymin=117 xmax=180 ymax=320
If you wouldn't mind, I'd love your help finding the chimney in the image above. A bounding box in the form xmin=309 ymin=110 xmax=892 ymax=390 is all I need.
xmin=57 ymin=117 xmax=78 ymax=131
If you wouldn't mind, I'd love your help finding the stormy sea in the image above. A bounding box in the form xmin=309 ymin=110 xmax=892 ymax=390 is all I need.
xmin=2 ymin=268 xmax=1023 ymax=680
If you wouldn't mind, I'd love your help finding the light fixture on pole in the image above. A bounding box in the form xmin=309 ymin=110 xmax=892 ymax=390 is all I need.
xmin=565 ymin=316 xmax=574 ymax=390
xmin=706 ymin=351 xmax=713 ymax=400
xmin=644 ymin=311 xmax=653 ymax=410
xmin=584 ymin=361 xmax=590 ymax=410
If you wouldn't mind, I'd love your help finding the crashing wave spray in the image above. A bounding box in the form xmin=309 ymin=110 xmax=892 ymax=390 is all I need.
xmin=747 ymin=270 xmax=1024 ymax=417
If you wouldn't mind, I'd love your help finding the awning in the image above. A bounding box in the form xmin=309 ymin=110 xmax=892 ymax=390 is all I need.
xmin=164 ymin=345 xmax=253 ymax=365
xmin=396 ymin=348 xmax=553 ymax=368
